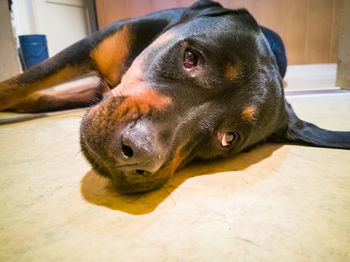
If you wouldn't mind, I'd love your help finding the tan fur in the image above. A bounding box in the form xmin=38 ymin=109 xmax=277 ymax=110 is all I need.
xmin=225 ymin=64 xmax=238 ymax=79
xmin=10 ymin=83 xmax=102 ymax=113
xmin=241 ymin=106 xmax=256 ymax=121
xmin=90 ymin=25 xmax=131 ymax=85
xmin=109 ymin=87 xmax=172 ymax=122
xmin=109 ymin=54 xmax=173 ymax=118
xmin=150 ymin=31 xmax=175 ymax=48
xmin=0 ymin=65 xmax=91 ymax=111
xmin=153 ymin=145 xmax=185 ymax=181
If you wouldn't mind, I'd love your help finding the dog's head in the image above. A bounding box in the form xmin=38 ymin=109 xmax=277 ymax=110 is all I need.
xmin=80 ymin=1 xmax=350 ymax=193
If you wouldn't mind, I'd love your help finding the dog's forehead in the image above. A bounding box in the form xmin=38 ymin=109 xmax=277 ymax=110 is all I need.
xmin=149 ymin=15 xmax=241 ymax=52
xmin=146 ymin=14 xmax=262 ymax=62
xmin=165 ymin=15 xmax=237 ymax=43
xmin=176 ymin=16 xmax=228 ymax=33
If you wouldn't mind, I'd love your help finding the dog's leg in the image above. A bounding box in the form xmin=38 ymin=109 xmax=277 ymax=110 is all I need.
xmin=8 ymin=78 xmax=106 ymax=113
xmin=0 ymin=38 xmax=95 ymax=111
xmin=0 ymin=10 xmax=179 ymax=112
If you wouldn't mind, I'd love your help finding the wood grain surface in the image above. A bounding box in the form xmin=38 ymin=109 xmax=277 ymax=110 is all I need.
xmin=95 ymin=0 xmax=341 ymax=64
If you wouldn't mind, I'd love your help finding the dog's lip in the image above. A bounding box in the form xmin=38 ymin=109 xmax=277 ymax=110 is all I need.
xmin=106 ymin=144 xmax=189 ymax=193
xmin=111 ymin=156 xmax=171 ymax=178
xmin=82 ymin=128 xmax=196 ymax=194
xmin=108 ymin=167 xmax=170 ymax=194
xmin=112 ymin=163 xmax=160 ymax=178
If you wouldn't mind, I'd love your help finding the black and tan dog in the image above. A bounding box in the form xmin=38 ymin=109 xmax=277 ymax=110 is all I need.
xmin=0 ymin=1 xmax=349 ymax=193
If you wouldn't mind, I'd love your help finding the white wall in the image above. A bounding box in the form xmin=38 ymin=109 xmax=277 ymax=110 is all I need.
xmin=12 ymin=0 xmax=36 ymax=37
xmin=0 ymin=0 xmax=21 ymax=81
xmin=12 ymin=0 xmax=90 ymax=56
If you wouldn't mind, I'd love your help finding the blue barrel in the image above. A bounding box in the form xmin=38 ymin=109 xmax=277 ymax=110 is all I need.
xmin=19 ymin=35 xmax=49 ymax=69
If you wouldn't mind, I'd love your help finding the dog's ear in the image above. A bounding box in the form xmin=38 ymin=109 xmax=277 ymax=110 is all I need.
xmin=271 ymin=102 xmax=350 ymax=149
xmin=180 ymin=0 xmax=230 ymax=20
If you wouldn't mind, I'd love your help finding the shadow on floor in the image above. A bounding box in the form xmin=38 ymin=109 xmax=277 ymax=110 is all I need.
xmin=80 ymin=143 xmax=284 ymax=215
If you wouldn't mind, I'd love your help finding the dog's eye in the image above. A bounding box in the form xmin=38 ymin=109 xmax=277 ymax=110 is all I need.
xmin=219 ymin=131 xmax=240 ymax=147
xmin=184 ymin=49 xmax=199 ymax=70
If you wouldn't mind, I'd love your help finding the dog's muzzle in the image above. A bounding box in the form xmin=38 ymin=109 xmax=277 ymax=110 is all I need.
xmin=116 ymin=119 xmax=167 ymax=176
xmin=80 ymin=92 xmax=176 ymax=194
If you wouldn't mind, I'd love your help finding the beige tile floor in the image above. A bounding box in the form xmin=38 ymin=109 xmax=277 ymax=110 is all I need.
xmin=1 ymin=66 xmax=350 ymax=262
xmin=284 ymin=64 xmax=339 ymax=91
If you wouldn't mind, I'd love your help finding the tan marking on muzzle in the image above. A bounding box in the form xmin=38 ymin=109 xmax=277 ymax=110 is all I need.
xmin=105 ymin=51 xmax=172 ymax=120
xmin=149 ymin=31 xmax=175 ymax=48
xmin=90 ymin=25 xmax=131 ymax=85
xmin=241 ymin=106 xmax=256 ymax=121
xmin=154 ymin=145 xmax=184 ymax=181
xmin=110 ymin=86 xmax=172 ymax=122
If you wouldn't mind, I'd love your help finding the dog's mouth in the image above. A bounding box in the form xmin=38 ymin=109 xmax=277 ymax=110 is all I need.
xmin=79 ymin=90 xmax=185 ymax=194
xmin=80 ymin=126 xmax=184 ymax=194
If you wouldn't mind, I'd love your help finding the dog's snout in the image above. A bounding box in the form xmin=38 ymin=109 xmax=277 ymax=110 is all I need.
xmin=117 ymin=120 xmax=165 ymax=175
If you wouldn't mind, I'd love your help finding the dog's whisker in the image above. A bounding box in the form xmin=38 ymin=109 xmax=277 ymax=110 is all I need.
xmin=162 ymin=185 xmax=176 ymax=205
xmin=125 ymin=193 xmax=144 ymax=203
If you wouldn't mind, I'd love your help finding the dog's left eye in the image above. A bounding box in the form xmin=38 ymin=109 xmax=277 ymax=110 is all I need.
xmin=183 ymin=49 xmax=199 ymax=70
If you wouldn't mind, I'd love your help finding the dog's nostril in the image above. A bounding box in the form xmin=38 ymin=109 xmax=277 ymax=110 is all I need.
xmin=121 ymin=143 xmax=134 ymax=158
xmin=135 ymin=169 xmax=145 ymax=175
xmin=134 ymin=169 xmax=152 ymax=176
xmin=117 ymin=120 xmax=167 ymax=176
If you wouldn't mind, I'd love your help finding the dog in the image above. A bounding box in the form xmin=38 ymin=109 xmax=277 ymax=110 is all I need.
xmin=0 ymin=0 xmax=349 ymax=194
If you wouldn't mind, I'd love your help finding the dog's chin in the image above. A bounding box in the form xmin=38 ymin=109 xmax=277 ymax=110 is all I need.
xmin=109 ymin=171 xmax=169 ymax=194
xmin=90 ymin=164 xmax=170 ymax=194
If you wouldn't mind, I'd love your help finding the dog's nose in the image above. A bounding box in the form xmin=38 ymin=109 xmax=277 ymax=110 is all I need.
xmin=117 ymin=120 xmax=165 ymax=175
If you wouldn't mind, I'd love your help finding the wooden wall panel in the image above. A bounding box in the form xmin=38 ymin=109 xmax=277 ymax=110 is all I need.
xmin=151 ymin=0 xmax=181 ymax=11
xmin=280 ymin=0 xmax=308 ymax=64
xmin=336 ymin=0 xmax=350 ymax=89
xmin=251 ymin=0 xmax=282 ymax=33
xmin=95 ymin=0 xmax=340 ymax=65
xmin=330 ymin=0 xmax=341 ymax=62
xmin=306 ymin=0 xmax=333 ymax=63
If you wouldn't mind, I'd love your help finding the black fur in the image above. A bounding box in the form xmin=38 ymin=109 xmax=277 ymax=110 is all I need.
xmin=1 ymin=0 xmax=349 ymax=193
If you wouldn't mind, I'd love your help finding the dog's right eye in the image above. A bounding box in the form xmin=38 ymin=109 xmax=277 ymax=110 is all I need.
xmin=183 ymin=49 xmax=199 ymax=70
xmin=218 ymin=131 xmax=240 ymax=147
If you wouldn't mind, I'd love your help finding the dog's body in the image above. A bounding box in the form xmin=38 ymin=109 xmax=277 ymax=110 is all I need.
xmin=1 ymin=0 xmax=349 ymax=193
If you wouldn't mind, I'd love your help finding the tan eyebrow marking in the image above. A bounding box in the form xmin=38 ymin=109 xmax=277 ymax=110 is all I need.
xmin=150 ymin=31 xmax=175 ymax=48
xmin=225 ymin=63 xmax=238 ymax=80
xmin=241 ymin=106 xmax=256 ymax=121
